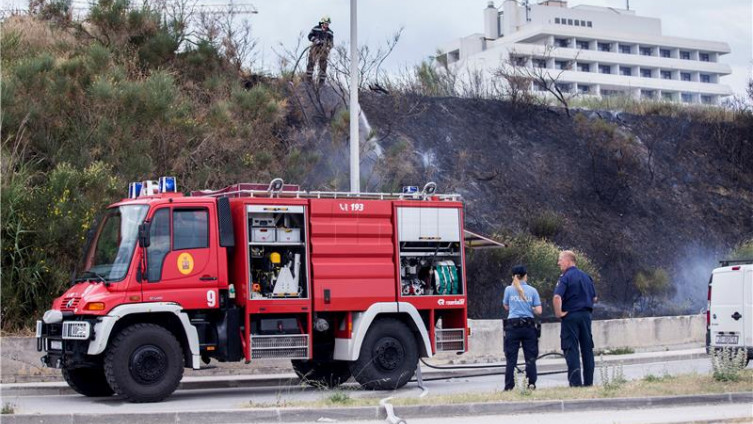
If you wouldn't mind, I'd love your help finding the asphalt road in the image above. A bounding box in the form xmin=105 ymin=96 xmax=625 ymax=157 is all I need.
xmin=4 ymin=357 xmax=718 ymax=416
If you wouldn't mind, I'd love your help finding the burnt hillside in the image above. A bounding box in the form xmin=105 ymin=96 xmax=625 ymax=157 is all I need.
xmin=358 ymin=93 xmax=753 ymax=318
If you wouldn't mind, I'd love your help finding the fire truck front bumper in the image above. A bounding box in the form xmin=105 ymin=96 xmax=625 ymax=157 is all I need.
xmin=37 ymin=312 xmax=97 ymax=369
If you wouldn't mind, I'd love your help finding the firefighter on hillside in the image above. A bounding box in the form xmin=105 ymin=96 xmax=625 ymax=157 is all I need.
xmin=306 ymin=16 xmax=334 ymax=85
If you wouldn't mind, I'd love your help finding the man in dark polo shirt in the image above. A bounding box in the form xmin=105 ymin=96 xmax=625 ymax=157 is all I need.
xmin=553 ymin=250 xmax=598 ymax=387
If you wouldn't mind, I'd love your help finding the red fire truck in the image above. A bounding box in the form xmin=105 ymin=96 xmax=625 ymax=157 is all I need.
xmin=36 ymin=178 xmax=469 ymax=402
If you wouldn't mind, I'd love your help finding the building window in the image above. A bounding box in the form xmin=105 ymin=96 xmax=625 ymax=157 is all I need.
xmin=579 ymin=85 xmax=591 ymax=93
xmin=680 ymin=51 xmax=690 ymax=60
xmin=701 ymin=95 xmax=713 ymax=104
xmin=580 ymin=20 xmax=586 ymax=26
xmin=681 ymin=72 xmax=691 ymax=81
xmin=661 ymin=70 xmax=672 ymax=80
xmin=534 ymin=82 xmax=547 ymax=91
xmin=555 ymin=18 xmax=561 ymax=24
xmin=598 ymin=42 xmax=611 ymax=52
xmin=620 ymin=66 xmax=632 ymax=76
xmin=641 ymin=90 xmax=655 ymax=99
xmin=660 ymin=49 xmax=671 ymax=58
xmin=577 ymin=63 xmax=591 ymax=72
xmin=567 ymin=19 xmax=573 ymax=25
xmin=533 ymin=59 xmax=546 ymax=68
xmin=640 ymin=68 xmax=652 ymax=78
xmin=681 ymin=93 xmax=693 ymax=103
xmin=700 ymin=53 xmax=710 ymax=62
xmin=700 ymin=74 xmax=711 ymax=83
xmin=640 ymin=47 xmax=653 ymax=56
xmin=555 ymin=60 xmax=571 ymax=70
xmin=575 ymin=20 xmax=580 ymax=26
xmin=576 ymin=40 xmax=590 ymax=50
xmin=587 ymin=21 xmax=592 ymax=27
xmin=662 ymin=92 xmax=673 ymax=101
xmin=556 ymin=38 xmax=569 ymax=48
xmin=619 ymin=44 xmax=632 ymax=54
xmin=555 ymin=83 xmax=572 ymax=93
xmin=599 ymin=65 xmax=611 ymax=74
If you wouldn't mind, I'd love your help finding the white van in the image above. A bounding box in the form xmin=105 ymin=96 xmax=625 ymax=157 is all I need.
xmin=706 ymin=260 xmax=753 ymax=364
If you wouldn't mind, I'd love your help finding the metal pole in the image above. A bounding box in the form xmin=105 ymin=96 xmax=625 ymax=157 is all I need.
xmin=349 ymin=0 xmax=360 ymax=193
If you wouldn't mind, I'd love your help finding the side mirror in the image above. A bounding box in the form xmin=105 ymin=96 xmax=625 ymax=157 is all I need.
xmin=138 ymin=222 xmax=151 ymax=248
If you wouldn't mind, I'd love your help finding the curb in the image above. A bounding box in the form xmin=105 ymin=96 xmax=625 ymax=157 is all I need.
xmin=1 ymin=392 xmax=750 ymax=424
xmin=0 ymin=350 xmax=707 ymax=398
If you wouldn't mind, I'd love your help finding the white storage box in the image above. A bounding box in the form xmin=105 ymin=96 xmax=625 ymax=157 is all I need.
xmin=276 ymin=228 xmax=301 ymax=243
xmin=252 ymin=214 xmax=275 ymax=227
xmin=252 ymin=227 xmax=276 ymax=242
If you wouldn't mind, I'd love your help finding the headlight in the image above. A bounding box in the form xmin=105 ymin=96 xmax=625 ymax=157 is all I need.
xmin=62 ymin=321 xmax=91 ymax=340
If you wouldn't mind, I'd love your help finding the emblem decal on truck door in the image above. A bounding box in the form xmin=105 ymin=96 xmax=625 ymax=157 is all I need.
xmin=177 ymin=253 xmax=194 ymax=275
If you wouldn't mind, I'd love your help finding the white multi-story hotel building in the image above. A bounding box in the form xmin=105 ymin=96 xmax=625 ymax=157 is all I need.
xmin=437 ymin=1 xmax=732 ymax=104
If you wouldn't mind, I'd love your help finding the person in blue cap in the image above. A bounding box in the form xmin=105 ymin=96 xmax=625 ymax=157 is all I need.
xmin=553 ymin=250 xmax=598 ymax=387
xmin=502 ymin=265 xmax=542 ymax=391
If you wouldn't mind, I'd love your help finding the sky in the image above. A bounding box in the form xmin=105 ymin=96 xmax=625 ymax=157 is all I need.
xmin=4 ymin=0 xmax=752 ymax=96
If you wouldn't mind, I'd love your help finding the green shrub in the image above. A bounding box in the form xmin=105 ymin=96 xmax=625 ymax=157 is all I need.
xmin=528 ymin=210 xmax=563 ymax=239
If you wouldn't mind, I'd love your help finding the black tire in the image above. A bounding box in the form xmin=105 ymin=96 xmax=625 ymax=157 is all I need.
xmin=62 ymin=366 xmax=114 ymax=397
xmin=292 ymin=359 xmax=352 ymax=388
xmin=349 ymin=318 xmax=418 ymax=390
xmin=104 ymin=323 xmax=184 ymax=403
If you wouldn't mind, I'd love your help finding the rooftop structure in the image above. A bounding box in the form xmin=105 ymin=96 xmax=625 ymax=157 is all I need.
xmin=437 ymin=1 xmax=733 ymax=104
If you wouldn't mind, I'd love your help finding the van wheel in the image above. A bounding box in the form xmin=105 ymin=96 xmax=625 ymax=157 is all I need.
xmin=62 ymin=366 xmax=114 ymax=397
xmin=350 ymin=318 xmax=418 ymax=390
xmin=104 ymin=324 xmax=184 ymax=403
xmin=292 ymin=359 xmax=351 ymax=388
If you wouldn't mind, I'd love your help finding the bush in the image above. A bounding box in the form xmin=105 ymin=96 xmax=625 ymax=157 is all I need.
xmin=466 ymin=235 xmax=600 ymax=318
xmin=728 ymin=239 xmax=753 ymax=260
xmin=710 ymin=347 xmax=747 ymax=382
xmin=528 ymin=210 xmax=563 ymax=239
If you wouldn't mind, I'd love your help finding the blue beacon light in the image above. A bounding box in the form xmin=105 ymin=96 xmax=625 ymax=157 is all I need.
xmin=128 ymin=182 xmax=143 ymax=199
xmin=159 ymin=177 xmax=177 ymax=193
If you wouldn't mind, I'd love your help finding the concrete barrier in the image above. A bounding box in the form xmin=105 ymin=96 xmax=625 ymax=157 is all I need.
xmin=1 ymin=315 xmax=705 ymax=383
xmin=464 ymin=314 xmax=705 ymax=362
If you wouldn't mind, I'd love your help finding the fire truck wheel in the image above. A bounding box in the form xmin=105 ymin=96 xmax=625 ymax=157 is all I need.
xmin=350 ymin=318 xmax=418 ymax=390
xmin=104 ymin=323 xmax=184 ymax=403
xmin=291 ymin=359 xmax=352 ymax=388
xmin=62 ymin=366 xmax=114 ymax=397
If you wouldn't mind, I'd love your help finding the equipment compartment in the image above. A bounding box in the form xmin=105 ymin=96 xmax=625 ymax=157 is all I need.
xmin=399 ymin=241 xmax=464 ymax=296
xmin=247 ymin=206 xmax=308 ymax=300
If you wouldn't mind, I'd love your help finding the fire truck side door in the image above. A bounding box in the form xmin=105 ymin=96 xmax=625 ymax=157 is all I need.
xmin=142 ymin=204 xmax=220 ymax=309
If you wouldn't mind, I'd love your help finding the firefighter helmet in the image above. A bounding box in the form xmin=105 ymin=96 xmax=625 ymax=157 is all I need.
xmin=320 ymin=15 xmax=331 ymax=24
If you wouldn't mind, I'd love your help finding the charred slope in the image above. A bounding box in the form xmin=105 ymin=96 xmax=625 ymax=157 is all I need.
xmin=360 ymin=94 xmax=753 ymax=317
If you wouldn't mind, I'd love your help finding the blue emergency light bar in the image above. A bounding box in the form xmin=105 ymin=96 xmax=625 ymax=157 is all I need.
xmin=402 ymin=186 xmax=419 ymax=194
xmin=128 ymin=177 xmax=178 ymax=198
xmin=159 ymin=176 xmax=177 ymax=193
xmin=128 ymin=182 xmax=143 ymax=199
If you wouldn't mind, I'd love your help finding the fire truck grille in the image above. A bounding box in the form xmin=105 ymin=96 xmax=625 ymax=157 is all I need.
xmin=250 ymin=335 xmax=309 ymax=359
xmin=435 ymin=328 xmax=465 ymax=353
xmin=60 ymin=297 xmax=81 ymax=312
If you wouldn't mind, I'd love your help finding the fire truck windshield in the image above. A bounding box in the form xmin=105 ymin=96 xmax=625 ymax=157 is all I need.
xmin=78 ymin=205 xmax=148 ymax=282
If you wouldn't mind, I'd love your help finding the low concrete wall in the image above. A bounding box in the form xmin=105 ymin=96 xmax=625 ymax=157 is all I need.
xmin=465 ymin=314 xmax=705 ymax=362
xmin=1 ymin=315 xmax=705 ymax=383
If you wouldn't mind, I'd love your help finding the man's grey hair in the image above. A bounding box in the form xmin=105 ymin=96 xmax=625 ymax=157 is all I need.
xmin=560 ymin=250 xmax=577 ymax=264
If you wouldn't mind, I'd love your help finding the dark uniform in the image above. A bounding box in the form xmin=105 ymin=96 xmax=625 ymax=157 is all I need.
xmin=306 ymin=21 xmax=334 ymax=84
xmin=554 ymin=266 xmax=597 ymax=387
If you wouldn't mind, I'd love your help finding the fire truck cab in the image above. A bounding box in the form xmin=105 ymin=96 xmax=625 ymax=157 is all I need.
xmin=37 ymin=178 xmax=469 ymax=402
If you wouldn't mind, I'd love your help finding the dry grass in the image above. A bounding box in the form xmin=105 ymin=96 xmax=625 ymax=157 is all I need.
xmin=1 ymin=15 xmax=77 ymax=59
xmin=247 ymin=370 xmax=753 ymax=409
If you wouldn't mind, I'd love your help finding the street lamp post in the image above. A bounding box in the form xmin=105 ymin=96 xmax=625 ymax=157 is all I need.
xmin=349 ymin=0 xmax=360 ymax=193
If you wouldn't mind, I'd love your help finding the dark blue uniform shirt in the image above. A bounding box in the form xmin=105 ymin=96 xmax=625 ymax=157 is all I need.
xmin=554 ymin=266 xmax=596 ymax=313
